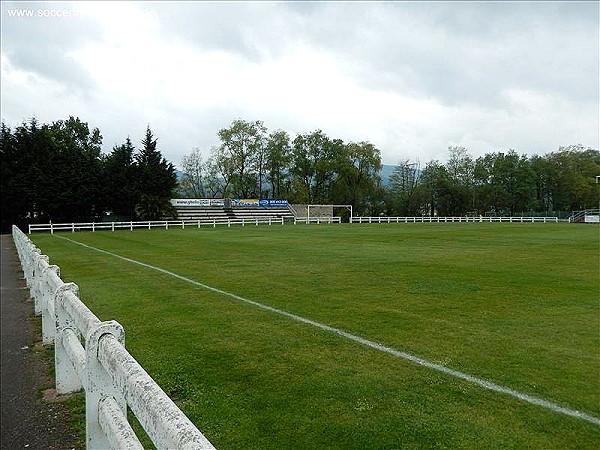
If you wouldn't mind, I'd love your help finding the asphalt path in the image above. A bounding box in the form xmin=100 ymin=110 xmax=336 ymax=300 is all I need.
xmin=1 ymin=234 xmax=79 ymax=450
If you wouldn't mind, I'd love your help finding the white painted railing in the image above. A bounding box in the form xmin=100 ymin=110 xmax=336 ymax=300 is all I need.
xmin=287 ymin=204 xmax=299 ymax=218
xmin=12 ymin=225 xmax=216 ymax=450
xmin=28 ymin=218 xmax=285 ymax=234
xmin=568 ymin=209 xmax=599 ymax=223
xmin=293 ymin=217 xmax=342 ymax=225
xmin=350 ymin=216 xmax=559 ymax=224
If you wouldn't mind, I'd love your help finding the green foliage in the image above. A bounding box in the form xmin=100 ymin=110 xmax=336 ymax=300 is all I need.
xmin=543 ymin=146 xmax=600 ymax=211
xmin=194 ymin=121 xmax=383 ymax=214
xmin=135 ymin=193 xmax=176 ymax=221
xmin=387 ymin=159 xmax=421 ymax=215
xmin=217 ymin=119 xmax=267 ymax=198
xmin=290 ymin=130 xmax=338 ymax=203
xmin=265 ymin=130 xmax=291 ymax=198
xmin=3 ymin=114 xmax=597 ymax=232
xmin=332 ymin=141 xmax=382 ymax=215
xmin=180 ymin=148 xmax=206 ymax=198
xmin=1 ymin=118 xmax=178 ymax=230
xmin=385 ymin=145 xmax=599 ymax=217
xmin=102 ymin=137 xmax=137 ymax=218
xmin=195 ymin=120 xmax=598 ymax=217
xmin=0 ymin=117 xmax=104 ymax=229
xmin=135 ymin=126 xmax=178 ymax=202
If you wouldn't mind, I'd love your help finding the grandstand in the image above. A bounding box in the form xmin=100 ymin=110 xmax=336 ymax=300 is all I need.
xmin=171 ymin=199 xmax=296 ymax=223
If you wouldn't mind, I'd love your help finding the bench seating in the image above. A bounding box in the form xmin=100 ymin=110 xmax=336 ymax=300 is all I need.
xmin=174 ymin=206 xmax=295 ymax=222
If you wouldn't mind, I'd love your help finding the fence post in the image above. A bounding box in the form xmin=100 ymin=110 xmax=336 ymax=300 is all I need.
xmin=86 ymin=321 xmax=126 ymax=450
xmin=31 ymin=254 xmax=48 ymax=315
xmin=11 ymin=225 xmax=214 ymax=450
xmin=54 ymin=283 xmax=84 ymax=394
xmin=41 ymin=265 xmax=61 ymax=345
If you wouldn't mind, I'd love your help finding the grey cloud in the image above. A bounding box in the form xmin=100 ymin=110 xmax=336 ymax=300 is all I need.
xmin=147 ymin=2 xmax=598 ymax=108
xmin=151 ymin=2 xmax=300 ymax=62
xmin=1 ymin=1 xmax=104 ymax=92
xmin=267 ymin=2 xmax=599 ymax=107
xmin=2 ymin=1 xmax=597 ymax=166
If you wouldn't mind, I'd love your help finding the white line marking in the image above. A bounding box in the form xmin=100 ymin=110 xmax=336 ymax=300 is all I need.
xmin=56 ymin=235 xmax=600 ymax=426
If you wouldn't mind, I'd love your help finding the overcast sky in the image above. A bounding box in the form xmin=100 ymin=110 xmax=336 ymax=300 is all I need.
xmin=1 ymin=1 xmax=598 ymax=168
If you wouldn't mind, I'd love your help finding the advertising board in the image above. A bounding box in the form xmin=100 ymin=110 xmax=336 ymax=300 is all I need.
xmin=259 ymin=199 xmax=289 ymax=207
xmin=172 ymin=199 xmax=288 ymax=208
xmin=170 ymin=199 xmax=224 ymax=207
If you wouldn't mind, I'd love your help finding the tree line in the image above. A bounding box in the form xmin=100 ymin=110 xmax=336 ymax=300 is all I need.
xmin=180 ymin=119 xmax=383 ymax=215
xmin=386 ymin=145 xmax=599 ymax=217
xmin=181 ymin=119 xmax=599 ymax=217
xmin=1 ymin=117 xmax=177 ymax=232
xmin=1 ymin=116 xmax=598 ymax=232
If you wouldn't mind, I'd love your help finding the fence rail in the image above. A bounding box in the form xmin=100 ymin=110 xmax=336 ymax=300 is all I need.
xmin=568 ymin=209 xmax=600 ymax=223
xmin=293 ymin=217 xmax=342 ymax=225
xmin=350 ymin=216 xmax=559 ymax=224
xmin=12 ymin=225 xmax=216 ymax=450
xmin=29 ymin=218 xmax=285 ymax=234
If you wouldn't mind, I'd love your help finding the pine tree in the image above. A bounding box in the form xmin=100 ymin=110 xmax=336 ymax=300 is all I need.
xmin=134 ymin=126 xmax=177 ymax=219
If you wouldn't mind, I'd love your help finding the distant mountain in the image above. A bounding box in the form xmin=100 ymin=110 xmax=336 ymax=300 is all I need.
xmin=175 ymin=166 xmax=397 ymax=190
xmin=380 ymin=164 xmax=395 ymax=186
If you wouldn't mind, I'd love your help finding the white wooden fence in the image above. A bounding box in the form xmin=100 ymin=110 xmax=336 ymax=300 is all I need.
xmin=568 ymin=209 xmax=600 ymax=223
xmin=293 ymin=217 xmax=341 ymax=225
xmin=350 ymin=216 xmax=559 ymax=224
xmin=12 ymin=225 xmax=216 ymax=450
xmin=29 ymin=218 xmax=285 ymax=234
xmin=27 ymin=217 xmax=345 ymax=233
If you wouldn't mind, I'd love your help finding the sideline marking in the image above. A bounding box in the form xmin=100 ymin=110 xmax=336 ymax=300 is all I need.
xmin=56 ymin=234 xmax=600 ymax=426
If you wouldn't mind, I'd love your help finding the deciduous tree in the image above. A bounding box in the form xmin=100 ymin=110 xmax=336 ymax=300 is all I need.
xmin=180 ymin=148 xmax=206 ymax=198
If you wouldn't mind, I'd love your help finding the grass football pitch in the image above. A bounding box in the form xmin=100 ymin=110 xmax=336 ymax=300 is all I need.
xmin=30 ymin=223 xmax=599 ymax=449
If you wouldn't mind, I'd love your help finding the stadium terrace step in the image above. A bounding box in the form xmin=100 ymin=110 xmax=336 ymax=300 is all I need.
xmin=173 ymin=205 xmax=295 ymax=222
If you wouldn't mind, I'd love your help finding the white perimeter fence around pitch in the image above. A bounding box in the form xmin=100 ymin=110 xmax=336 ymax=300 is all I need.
xmin=12 ymin=225 xmax=216 ymax=450
xmin=28 ymin=217 xmax=343 ymax=234
xmin=350 ymin=216 xmax=559 ymax=224
xmin=27 ymin=216 xmax=562 ymax=234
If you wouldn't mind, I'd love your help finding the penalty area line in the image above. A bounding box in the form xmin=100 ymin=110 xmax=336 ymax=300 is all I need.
xmin=55 ymin=234 xmax=600 ymax=427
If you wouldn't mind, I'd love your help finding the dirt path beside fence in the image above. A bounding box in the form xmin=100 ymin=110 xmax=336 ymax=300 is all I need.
xmin=1 ymin=234 xmax=80 ymax=450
